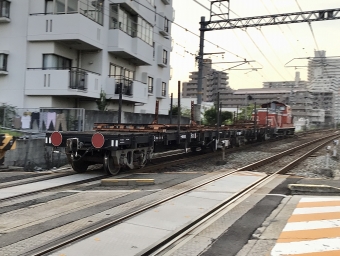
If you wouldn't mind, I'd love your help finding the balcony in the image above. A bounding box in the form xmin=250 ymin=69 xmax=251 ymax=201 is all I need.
xmin=108 ymin=29 xmax=152 ymax=66
xmin=106 ymin=76 xmax=148 ymax=104
xmin=27 ymin=13 xmax=104 ymax=50
xmin=161 ymin=0 xmax=171 ymax=5
xmin=25 ymin=68 xmax=101 ymax=98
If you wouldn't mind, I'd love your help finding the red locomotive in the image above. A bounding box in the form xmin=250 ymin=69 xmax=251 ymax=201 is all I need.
xmin=253 ymin=101 xmax=295 ymax=136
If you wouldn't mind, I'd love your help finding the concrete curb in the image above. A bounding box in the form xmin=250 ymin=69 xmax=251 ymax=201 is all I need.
xmin=288 ymin=183 xmax=340 ymax=195
xmin=101 ymin=178 xmax=155 ymax=186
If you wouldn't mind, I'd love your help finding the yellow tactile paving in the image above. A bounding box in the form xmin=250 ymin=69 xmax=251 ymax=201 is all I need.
xmin=271 ymin=197 xmax=340 ymax=256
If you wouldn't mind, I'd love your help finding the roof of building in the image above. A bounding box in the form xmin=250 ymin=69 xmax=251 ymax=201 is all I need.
xmin=233 ymin=87 xmax=308 ymax=95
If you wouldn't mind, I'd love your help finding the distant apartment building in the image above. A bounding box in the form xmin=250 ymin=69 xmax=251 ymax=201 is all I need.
xmin=307 ymin=50 xmax=340 ymax=124
xmin=0 ymin=0 xmax=173 ymax=115
xmin=263 ymin=72 xmax=308 ymax=89
xmin=182 ymin=59 xmax=229 ymax=102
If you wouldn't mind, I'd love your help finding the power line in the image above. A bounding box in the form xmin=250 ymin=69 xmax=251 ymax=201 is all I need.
xmin=294 ymin=0 xmax=320 ymax=51
xmin=270 ymin=0 xmax=308 ymax=56
xmin=200 ymin=0 xmax=288 ymax=81
xmin=129 ymin=0 xmax=247 ymax=61
xmin=260 ymin=0 xmax=302 ymax=58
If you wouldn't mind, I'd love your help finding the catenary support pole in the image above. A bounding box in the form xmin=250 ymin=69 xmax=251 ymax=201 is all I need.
xmin=177 ymin=81 xmax=181 ymax=133
xmin=216 ymin=92 xmax=220 ymax=140
xmin=197 ymin=16 xmax=206 ymax=125
xmin=170 ymin=93 xmax=173 ymax=124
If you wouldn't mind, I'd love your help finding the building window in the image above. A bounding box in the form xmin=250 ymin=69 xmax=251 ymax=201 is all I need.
xmin=161 ymin=82 xmax=166 ymax=97
xmin=46 ymin=0 xmax=79 ymax=14
xmin=148 ymin=77 xmax=153 ymax=93
xmin=109 ymin=4 xmax=153 ymax=46
xmin=0 ymin=53 xmax=8 ymax=71
xmin=0 ymin=0 xmax=10 ymax=18
xmin=41 ymin=0 xmax=104 ymax=25
xmin=45 ymin=0 xmax=54 ymax=14
xmin=43 ymin=54 xmax=72 ymax=70
xmin=152 ymin=42 xmax=155 ymax=58
xmin=110 ymin=64 xmax=134 ymax=96
xmin=162 ymin=50 xmax=167 ymax=65
xmin=164 ymin=17 xmax=169 ymax=32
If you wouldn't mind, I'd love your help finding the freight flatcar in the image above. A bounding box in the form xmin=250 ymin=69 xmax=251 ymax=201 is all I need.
xmin=45 ymin=101 xmax=294 ymax=175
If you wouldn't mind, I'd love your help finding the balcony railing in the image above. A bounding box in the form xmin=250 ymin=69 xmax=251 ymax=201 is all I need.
xmin=69 ymin=68 xmax=88 ymax=91
xmin=114 ymin=76 xmax=133 ymax=96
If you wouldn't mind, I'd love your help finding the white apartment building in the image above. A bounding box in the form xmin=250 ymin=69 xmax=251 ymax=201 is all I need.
xmin=182 ymin=59 xmax=230 ymax=102
xmin=0 ymin=0 xmax=173 ymax=115
xmin=307 ymin=50 xmax=340 ymax=124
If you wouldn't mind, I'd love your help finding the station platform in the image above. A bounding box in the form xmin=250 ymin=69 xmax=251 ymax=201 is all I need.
xmin=271 ymin=196 xmax=340 ymax=255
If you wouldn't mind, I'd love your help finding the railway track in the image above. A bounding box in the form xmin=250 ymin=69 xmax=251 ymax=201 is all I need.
xmin=0 ymin=130 xmax=334 ymax=201
xmin=145 ymin=133 xmax=340 ymax=256
xmin=18 ymin=132 xmax=338 ymax=256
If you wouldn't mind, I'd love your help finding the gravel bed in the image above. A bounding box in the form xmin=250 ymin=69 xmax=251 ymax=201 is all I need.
xmin=163 ymin=134 xmax=340 ymax=180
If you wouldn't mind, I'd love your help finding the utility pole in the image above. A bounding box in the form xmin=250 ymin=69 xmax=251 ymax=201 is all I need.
xmin=196 ymin=16 xmax=206 ymax=125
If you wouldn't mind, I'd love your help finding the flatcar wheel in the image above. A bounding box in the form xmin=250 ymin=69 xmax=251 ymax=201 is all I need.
xmin=104 ymin=153 xmax=121 ymax=175
xmin=71 ymin=159 xmax=89 ymax=173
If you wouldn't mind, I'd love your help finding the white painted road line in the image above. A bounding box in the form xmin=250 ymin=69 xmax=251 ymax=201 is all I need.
xmin=271 ymin=196 xmax=340 ymax=256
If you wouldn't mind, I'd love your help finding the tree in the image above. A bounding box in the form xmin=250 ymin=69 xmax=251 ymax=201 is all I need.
xmin=203 ymin=106 xmax=233 ymax=125
xmin=96 ymin=90 xmax=110 ymax=111
xmin=237 ymin=104 xmax=255 ymax=120
xmin=0 ymin=103 xmax=17 ymax=128
xmin=169 ymin=105 xmax=191 ymax=118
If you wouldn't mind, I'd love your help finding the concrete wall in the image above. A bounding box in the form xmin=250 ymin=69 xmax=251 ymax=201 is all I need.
xmin=4 ymin=138 xmax=68 ymax=169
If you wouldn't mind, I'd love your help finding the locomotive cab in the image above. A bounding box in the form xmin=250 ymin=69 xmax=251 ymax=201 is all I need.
xmin=252 ymin=101 xmax=295 ymax=136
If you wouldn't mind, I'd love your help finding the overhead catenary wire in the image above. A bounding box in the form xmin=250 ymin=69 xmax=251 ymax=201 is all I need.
xmin=269 ymin=0 xmax=308 ymax=56
xmin=209 ymin=0 xmax=291 ymax=81
xmin=294 ymin=0 xmax=320 ymax=51
xmin=197 ymin=0 xmax=286 ymax=82
xmin=128 ymin=0 xmax=248 ymax=61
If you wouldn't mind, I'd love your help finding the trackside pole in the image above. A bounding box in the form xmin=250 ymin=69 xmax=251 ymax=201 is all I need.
xmin=326 ymin=146 xmax=331 ymax=169
xmin=177 ymin=81 xmax=181 ymax=145
xmin=170 ymin=93 xmax=173 ymax=124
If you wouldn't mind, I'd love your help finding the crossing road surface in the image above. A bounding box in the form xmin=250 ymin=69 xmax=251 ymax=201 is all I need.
xmin=271 ymin=196 xmax=340 ymax=256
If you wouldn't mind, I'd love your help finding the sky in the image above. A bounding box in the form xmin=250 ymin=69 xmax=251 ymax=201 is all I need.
xmin=169 ymin=0 xmax=340 ymax=96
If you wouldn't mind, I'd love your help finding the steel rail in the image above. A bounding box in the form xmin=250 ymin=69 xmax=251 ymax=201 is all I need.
xmin=24 ymin=133 xmax=338 ymax=256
